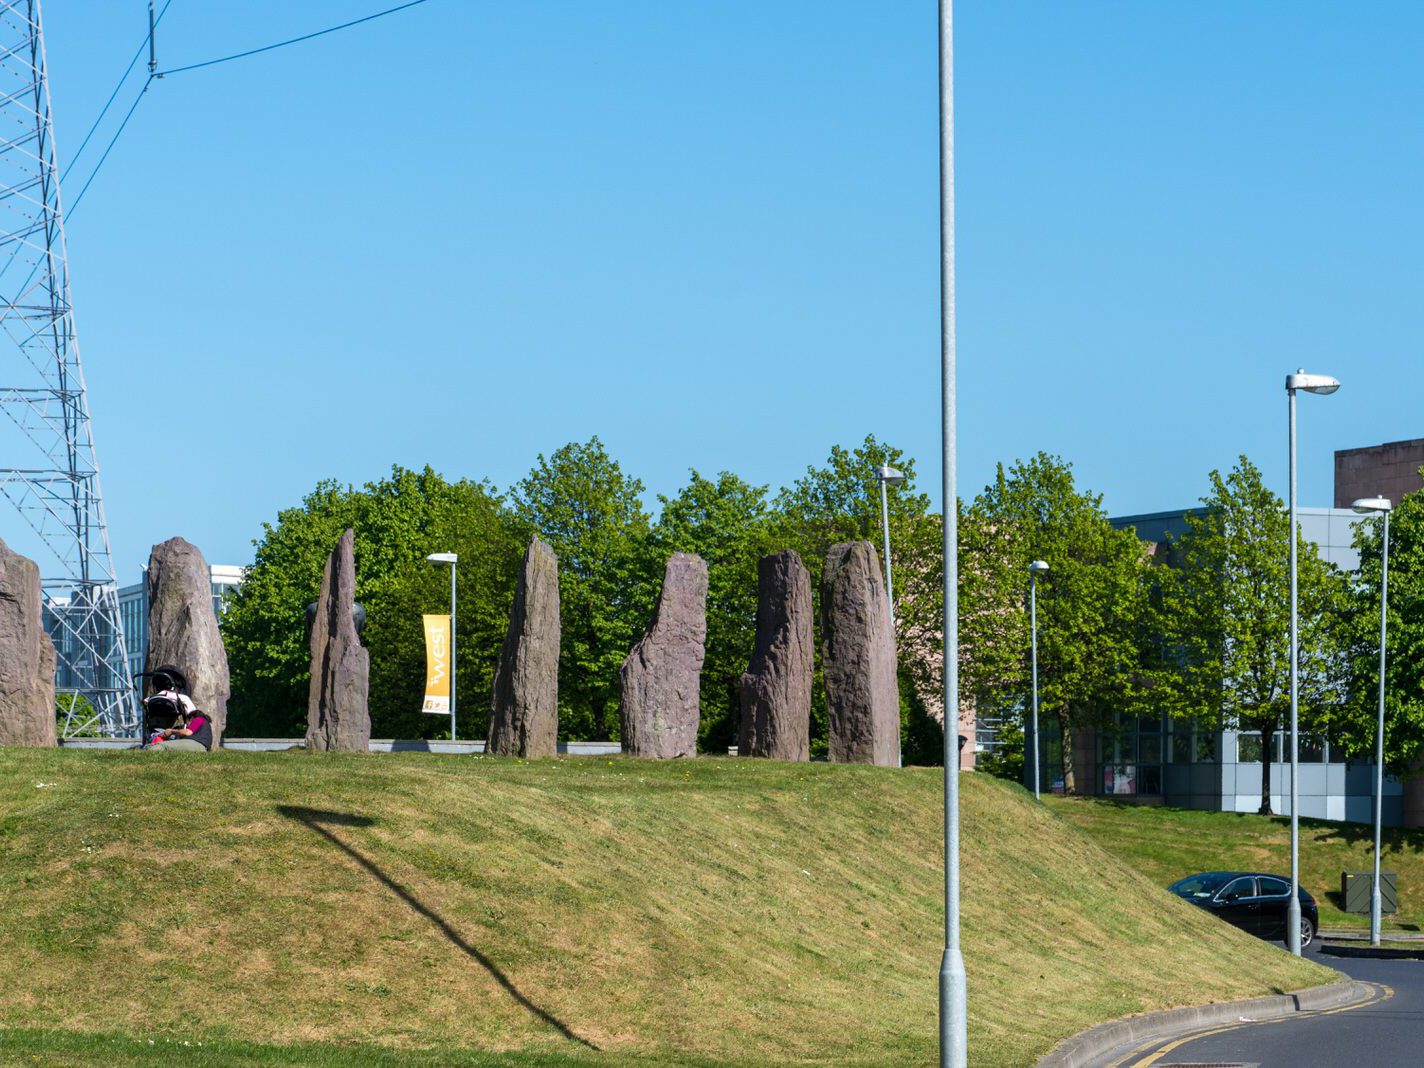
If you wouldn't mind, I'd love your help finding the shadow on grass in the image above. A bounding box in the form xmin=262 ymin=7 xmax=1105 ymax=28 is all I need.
xmin=1310 ymin=818 xmax=1424 ymax=856
xmin=276 ymin=805 xmax=598 ymax=1051
xmin=1065 ymin=796 xmax=1424 ymax=858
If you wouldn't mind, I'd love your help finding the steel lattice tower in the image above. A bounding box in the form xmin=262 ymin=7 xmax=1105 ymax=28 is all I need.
xmin=0 ymin=0 xmax=136 ymax=736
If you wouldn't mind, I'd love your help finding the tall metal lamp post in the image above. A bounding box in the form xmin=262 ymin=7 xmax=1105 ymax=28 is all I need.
xmin=1352 ymin=496 xmax=1392 ymax=946
xmin=878 ymin=463 xmax=906 ymax=625
xmin=937 ymin=2 xmax=966 ymax=1064
xmin=1284 ymin=370 xmax=1339 ymax=955
xmin=427 ymin=552 xmax=458 ymax=741
xmin=1029 ymin=560 xmax=1049 ymax=800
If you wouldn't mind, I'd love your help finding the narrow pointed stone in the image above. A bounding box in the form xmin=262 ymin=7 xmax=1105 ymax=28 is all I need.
xmin=821 ymin=540 xmax=900 ymax=766
xmin=489 ymin=536 xmax=561 ymax=757
xmin=620 ymin=553 xmax=707 ymax=758
xmin=306 ymin=528 xmax=370 ymax=752
xmin=739 ymin=550 xmax=812 ymax=760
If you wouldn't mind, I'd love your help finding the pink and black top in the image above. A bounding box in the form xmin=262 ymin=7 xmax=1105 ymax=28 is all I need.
xmin=184 ymin=713 xmax=213 ymax=750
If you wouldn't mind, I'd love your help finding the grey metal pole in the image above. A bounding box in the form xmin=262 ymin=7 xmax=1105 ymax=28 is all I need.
xmin=1372 ymin=510 xmax=1389 ymax=945
xmin=1031 ymin=574 xmax=1040 ymax=801
xmin=1287 ymin=386 xmax=1301 ymax=956
xmin=450 ymin=560 xmax=457 ymax=742
xmin=881 ymin=476 xmax=895 ymax=624
xmin=937 ymin=1 xmax=967 ymax=1065
xmin=881 ymin=475 xmax=903 ymax=769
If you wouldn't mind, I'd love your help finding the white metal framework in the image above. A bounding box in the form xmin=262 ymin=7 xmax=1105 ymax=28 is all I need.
xmin=0 ymin=0 xmax=135 ymax=735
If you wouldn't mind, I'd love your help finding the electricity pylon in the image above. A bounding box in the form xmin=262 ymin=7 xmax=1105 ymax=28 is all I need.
xmin=0 ymin=0 xmax=136 ymax=736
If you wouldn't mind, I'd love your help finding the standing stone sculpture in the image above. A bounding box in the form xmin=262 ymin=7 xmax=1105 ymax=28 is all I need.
xmin=306 ymin=528 xmax=370 ymax=752
xmin=0 ymin=538 xmax=56 ymax=746
xmin=739 ymin=550 xmax=812 ymax=760
xmin=146 ymin=537 xmax=231 ymax=744
xmin=620 ymin=552 xmax=707 ymax=758
xmin=821 ymin=540 xmax=900 ymax=766
xmin=489 ymin=537 xmax=561 ymax=757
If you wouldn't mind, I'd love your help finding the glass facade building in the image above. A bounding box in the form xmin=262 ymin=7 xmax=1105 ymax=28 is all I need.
xmin=1020 ymin=505 xmax=1404 ymax=824
xmin=113 ymin=564 xmax=245 ymax=699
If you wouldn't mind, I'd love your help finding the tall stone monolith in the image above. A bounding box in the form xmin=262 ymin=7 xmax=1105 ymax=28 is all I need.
xmin=146 ymin=537 xmax=231 ymax=743
xmin=620 ymin=552 xmax=707 ymax=759
xmin=489 ymin=537 xmax=561 ymax=757
xmin=821 ymin=540 xmax=900 ymax=766
xmin=739 ymin=550 xmax=812 ymax=760
xmin=0 ymin=538 xmax=56 ymax=746
xmin=306 ymin=528 xmax=370 ymax=752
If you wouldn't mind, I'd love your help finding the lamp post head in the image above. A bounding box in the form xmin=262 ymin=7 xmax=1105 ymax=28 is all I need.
xmin=426 ymin=552 xmax=458 ymax=564
xmin=1028 ymin=560 xmax=1049 ymax=576
xmin=877 ymin=464 xmax=905 ymax=486
xmin=1351 ymin=497 xmax=1393 ymax=515
xmin=1285 ymin=369 xmax=1340 ymax=395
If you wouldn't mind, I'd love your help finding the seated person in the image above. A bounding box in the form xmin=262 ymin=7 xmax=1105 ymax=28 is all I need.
xmin=149 ymin=706 xmax=213 ymax=751
xmin=143 ymin=665 xmax=213 ymax=751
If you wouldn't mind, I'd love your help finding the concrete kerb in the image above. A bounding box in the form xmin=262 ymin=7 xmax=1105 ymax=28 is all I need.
xmin=1320 ymin=927 xmax=1424 ymax=943
xmin=1036 ymin=979 xmax=1367 ymax=1068
xmin=1322 ymin=942 xmax=1424 ymax=960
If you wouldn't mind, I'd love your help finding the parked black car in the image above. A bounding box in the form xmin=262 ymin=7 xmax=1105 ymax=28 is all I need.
xmin=1168 ymin=871 xmax=1319 ymax=949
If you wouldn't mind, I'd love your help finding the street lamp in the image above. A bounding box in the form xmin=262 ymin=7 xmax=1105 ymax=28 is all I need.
xmin=1285 ymin=369 xmax=1339 ymax=955
xmin=937 ymin=2 xmax=966 ymax=1064
xmin=877 ymin=463 xmax=905 ymax=626
xmin=1028 ymin=560 xmax=1049 ymax=801
xmin=1352 ymin=495 xmax=1392 ymax=946
xmin=427 ymin=552 xmax=458 ymax=741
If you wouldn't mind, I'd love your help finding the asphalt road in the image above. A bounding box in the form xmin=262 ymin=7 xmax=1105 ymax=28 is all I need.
xmin=1114 ymin=948 xmax=1424 ymax=1067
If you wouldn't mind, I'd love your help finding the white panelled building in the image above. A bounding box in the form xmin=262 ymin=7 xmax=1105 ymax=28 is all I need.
xmin=1021 ymin=505 xmax=1403 ymax=824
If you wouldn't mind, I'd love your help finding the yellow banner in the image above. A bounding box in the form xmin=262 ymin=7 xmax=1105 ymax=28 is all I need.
xmin=421 ymin=613 xmax=451 ymax=714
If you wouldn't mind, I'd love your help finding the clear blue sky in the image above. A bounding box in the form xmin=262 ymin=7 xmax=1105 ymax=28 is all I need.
xmin=34 ymin=1 xmax=1424 ymax=576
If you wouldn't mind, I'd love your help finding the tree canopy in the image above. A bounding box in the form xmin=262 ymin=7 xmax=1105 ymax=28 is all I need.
xmin=1155 ymin=457 xmax=1348 ymax=814
xmin=218 ymin=438 xmax=1396 ymax=799
xmin=965 ymin=453 xmax=1150 ymax=793
xmin=223 ymin=466 xmax=523 ymax=738
xmin=1330 ymin=491 xmax=1424 ymax=775
xmin=511 ymin=437 xmax=656 ymax=741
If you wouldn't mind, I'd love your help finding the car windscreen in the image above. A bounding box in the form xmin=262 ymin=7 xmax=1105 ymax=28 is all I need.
xmin=1169 ymin=873 xmax=1233 ymax=899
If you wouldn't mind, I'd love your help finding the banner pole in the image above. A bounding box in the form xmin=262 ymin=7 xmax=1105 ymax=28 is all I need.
xmin=450 ymin=560 xmax=458 ymax=742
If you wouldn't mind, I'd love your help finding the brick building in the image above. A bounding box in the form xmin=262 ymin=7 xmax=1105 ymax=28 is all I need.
xmin=1334 ymin=437 xmax=1424 ymax=508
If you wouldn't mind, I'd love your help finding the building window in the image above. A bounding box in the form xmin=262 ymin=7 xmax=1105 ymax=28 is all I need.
xmin=1100 ymin=713 xmax=1164 ymax=796
xmin=1234 ymin=732 xmax=1325 ymax=764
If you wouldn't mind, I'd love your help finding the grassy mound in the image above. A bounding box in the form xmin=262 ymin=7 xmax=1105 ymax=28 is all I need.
xmin=0 ymin=751 xmax=1331 ymax=1065
xmin=1047 ymin=794 xmax=1424 ymax=930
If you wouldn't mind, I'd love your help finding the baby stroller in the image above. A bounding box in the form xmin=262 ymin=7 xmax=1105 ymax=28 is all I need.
xmin=141 ymin=664 xmax=194 ymax=742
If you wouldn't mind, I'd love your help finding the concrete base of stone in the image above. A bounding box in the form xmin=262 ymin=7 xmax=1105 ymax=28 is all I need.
xmin=56 ymin=737 xmax=626 ymax=756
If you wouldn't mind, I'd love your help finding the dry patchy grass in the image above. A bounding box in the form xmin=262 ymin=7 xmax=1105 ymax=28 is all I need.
xmin=0 ymin=751 xmax=1332 ymax=1066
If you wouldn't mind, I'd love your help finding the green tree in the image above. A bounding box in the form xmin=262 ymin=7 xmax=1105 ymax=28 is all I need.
xmin=1327 ymin=488 xmax=1424 ymax=774
xmin=772 ymin=435 xmax=930 ymax=590
xmin=1157 ymin=457 xmax=1347 ymax=814
xmin=223 ymin=480 xmax=358 ymax=736
xmin=223 ymin=467 xmax=523 ymax=738
xmin=511 ymin=438 xmax=655 ymax=741
xmin=968 ymin=453 xmax=1150 ymax=794
xmin=773 ymin=435 xmax=941 ymax=759
xmin=650 ymin=471 xmax=775 ymax=753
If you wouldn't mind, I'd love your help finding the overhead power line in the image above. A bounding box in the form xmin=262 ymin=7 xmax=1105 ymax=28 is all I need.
xmin=68 ymin=78 xmax=152 ymax=218
xmin=159 ymin=0 xmax=435 ymax=77
xmin=61 ymin=0 xmax=437 ymax=222
xmin=62 ymin=0 xmax=173 ymax=184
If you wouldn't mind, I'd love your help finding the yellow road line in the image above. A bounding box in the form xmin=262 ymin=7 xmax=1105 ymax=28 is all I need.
xmin=1122 ymin=982 xmax=1390 ymax=1067
xmin=1102 ymin=982 xmax=1390 ymax=1068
